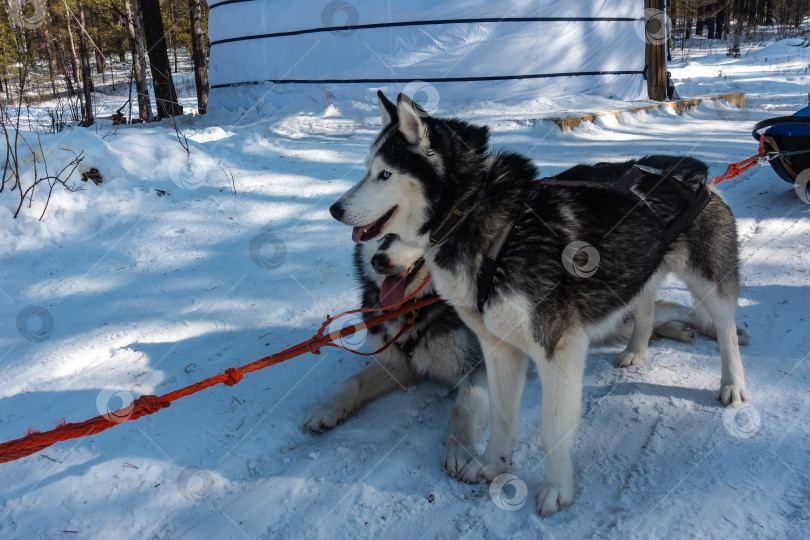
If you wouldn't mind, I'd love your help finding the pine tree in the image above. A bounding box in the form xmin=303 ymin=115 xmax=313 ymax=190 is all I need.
xmin=140 ymin=0 xmax=182 ymax=118
xmin=123 ymin=0 xmax=153 ymax=121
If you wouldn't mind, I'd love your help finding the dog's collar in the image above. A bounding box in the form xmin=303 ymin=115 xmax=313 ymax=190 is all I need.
xmin=404 ymin=257 xmax=425 ymax=286
xmin=429 ymin=203 xmax=471 ymax=245
xmin=429 ymin=167 xmax=492 ymax=245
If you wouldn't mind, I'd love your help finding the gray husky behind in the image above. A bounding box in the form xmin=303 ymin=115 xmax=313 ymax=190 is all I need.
xmin=304 ymin=234 xmax=488 ymax=475
xmin=328 ymin=92 xmax=748 ymax=516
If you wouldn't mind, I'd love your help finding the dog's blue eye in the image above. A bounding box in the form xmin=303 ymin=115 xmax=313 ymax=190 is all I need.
xmin=378 ymin=170 xmax=391 ymax=181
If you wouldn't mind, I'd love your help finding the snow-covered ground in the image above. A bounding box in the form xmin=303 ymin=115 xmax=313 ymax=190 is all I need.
xmin=18 ymin=53 xmax=200 ymax=134
xmin=1 ymin=39 xmax=809 ymax=539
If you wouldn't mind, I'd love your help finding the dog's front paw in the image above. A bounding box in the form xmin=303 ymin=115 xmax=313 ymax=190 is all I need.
xmin=303 ymin=380 xmax=361 ymax=433
xmin=442 ymin=438 xmax=474 ymax=476
xmin=615 ymin=349 xmax=647 ymax=368
xmin=535 ymin=478 xmax=574 ymax=517
xmin=719 ymin=383 xmax=748 ymax=407
xmin=303 ymin=401 xmax=350 ymax=432
xmin=458 ymin=456 xmax=508 ymax=483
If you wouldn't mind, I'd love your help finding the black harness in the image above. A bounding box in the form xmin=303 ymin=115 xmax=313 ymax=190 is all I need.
xmin=430 ymin=163 xmax=712 ymax=312
xmin=429 ymin=172 xmax=489 ymax=245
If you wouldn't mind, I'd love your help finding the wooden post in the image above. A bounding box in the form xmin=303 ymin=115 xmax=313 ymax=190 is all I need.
xmin=644 ymin=0 xmax=667 ymax=101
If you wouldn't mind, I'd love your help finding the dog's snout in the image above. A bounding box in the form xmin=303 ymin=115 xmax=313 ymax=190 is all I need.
xmin=329 ymin=202 xmax=345 ymax=221
xmin=371 ymin=253 xmax=390 ymax=273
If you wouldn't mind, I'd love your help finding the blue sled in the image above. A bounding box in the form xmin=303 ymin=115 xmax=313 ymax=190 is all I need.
xmin=752 ymin=93 xmax=810 ymax=184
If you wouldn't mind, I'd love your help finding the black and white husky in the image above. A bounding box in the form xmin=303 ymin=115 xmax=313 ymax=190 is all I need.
xmin=305 ymin=234 xmax=747 ymax=475
xmin=328 ymin=92 xmax=748 ymax=516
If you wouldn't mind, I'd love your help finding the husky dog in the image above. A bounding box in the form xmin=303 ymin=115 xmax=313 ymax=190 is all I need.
xmin=304 ymin=234 xmax=490 ymax=475
xmin=304 ymin=234 xmax=747 ymax=475
xmin=328 ymin=92 xmax=748 ymax=516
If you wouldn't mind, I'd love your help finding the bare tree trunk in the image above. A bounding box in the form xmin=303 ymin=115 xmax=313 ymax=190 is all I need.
xmin=123 ymin=0 xmax=154 ymax=121
xmin=764 ymin=0 xmax=774 ymax=25
xmin=0 ymin=39 xmax=10 ymax=100
xmin=94 ymin=35 xmax=106 ymax=83
xmin=63 ymin=3 xmax=81 ymax=90
xmin=8 ymin=27 xmax=27 ymax=97
xmin=53 ymin=39 xmax=76 ymax=96
xmin=168 ymin=0 xmax=178 ymax=73
xmin=140 ymin=0 xmax=183 ymax=118
xmin=715 ymin=8 xmax=726 ymax=39
xmin=188 ymin=0 xmax=209 ymax=114
xmin=76 ymin=0 xmax=94 ymax=126
xmin=731 ymin=8 xmax=746 ymax=53
xmin=40 ymin=26 xmax=58 ymax=96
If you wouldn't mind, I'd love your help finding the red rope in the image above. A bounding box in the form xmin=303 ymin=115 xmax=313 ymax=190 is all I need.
xmin=317 ymin=271 xmax=433 ymax=356
xmin=709 ymin=134 xmax=766 ymax=185
xmin=0 ymin=275 xmax=438 ymax=464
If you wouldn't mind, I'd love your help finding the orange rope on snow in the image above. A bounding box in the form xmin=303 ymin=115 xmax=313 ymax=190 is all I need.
xmin=709 ymin=134 xmax=766 ymax=185
xmin=0 ymin=274 xmax=437 ymax=464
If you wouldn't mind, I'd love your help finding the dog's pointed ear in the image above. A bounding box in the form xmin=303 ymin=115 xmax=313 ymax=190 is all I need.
xmin=396 ymin=93 xmax=429 ymax=146
xmin=377 ymin=90 xmax=397 ymax=128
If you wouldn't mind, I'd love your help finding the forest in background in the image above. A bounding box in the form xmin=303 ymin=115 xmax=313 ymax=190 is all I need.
xmin=0 ymin=0 xmax=809 ymax=130
xmin=0 ymin=0 xmax=208 ymax=126
xmin=669 ymin=0 xmax=810 ymax=53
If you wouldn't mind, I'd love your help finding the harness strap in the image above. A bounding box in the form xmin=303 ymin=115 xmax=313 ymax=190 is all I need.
xmin=429 ymin=167 xmax=491 ymax=245
xmin=430 ymin=207 xmax=467 ymax=244
xmin=542 ymin=164 xmax=710 ymax=244
xmin=535 ymin=166 xmax=645 ymax=196
xmin=475 ymin=166 xmax=643 ymax=312
xmin=476 ymin=220 xmax=517 ymax=312
xmin=474 ymin=164 xmax=711 ymax=312
xmin=662 ymin=179 xmax=711 ymax=245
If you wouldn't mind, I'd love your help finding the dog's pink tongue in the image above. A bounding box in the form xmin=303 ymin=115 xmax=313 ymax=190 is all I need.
xmin=380 ymin=272 xmax=408 ymax=305
xmin=352 ymin=226 xmax=364 ymax=243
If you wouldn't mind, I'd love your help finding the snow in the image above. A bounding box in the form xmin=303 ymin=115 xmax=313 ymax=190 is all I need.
xmin=2 ymin=39 xmax=810 ymax=539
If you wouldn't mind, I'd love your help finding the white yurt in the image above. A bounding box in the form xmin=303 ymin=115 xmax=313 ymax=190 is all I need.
xmin=207 ymin=0 xmax=652 ymax=110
